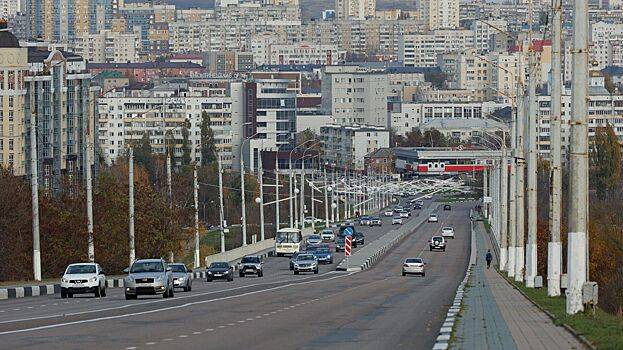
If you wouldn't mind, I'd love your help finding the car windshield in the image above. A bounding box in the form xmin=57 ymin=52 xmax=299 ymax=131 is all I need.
xmin=322 ymin=230 xmax=333 ymax=234
xmin=130 ymin=261 xmax=164 ymax=273
xmin=241 ymin=257 xmax=260 ymax=264
xmin=406 ymin=258 xmax=423 ymax=264
xmin=430 ymin=214 xmax=437 ymax=218
xmin=297 ymin=255 xmax=315 ymax=261
xmin=433 ymin=237 xmax=443 ymax=242
xmin=169 ymin=264 xmax=186 ymax=273
xmin=372 ymin=217 xmax=380 ymax=220
xmin=66 ymin=265 xmax=96 ymax=274
xmin=308 ymin=235 xmax=321 ymax=240
xmin=443 ymin=227 xmax=452 ymax=231
xmin=276 ymin=231 xmax=302 ymax=243
xmin=210 ymin=262 xmax=229 ymax=269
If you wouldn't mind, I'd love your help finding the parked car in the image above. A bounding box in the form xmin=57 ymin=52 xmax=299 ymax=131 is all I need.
xmin=359 ymin=216 xmax=371 ymax=226
xmin=206 ymin=262 xmax=234 ymax=282
xmin=238 ymin=256 xmax=264 ymax=277
xmin=169 ymin=263 xmax=192 ymax=291
xmin=292 ymin=253 xmax=319 ymax=275
xmin=402 ymin=258 xmax=426 ymax=276
xmin=429 ymin=236 xmax=446 ymax=252
xmin=305 ymin=234 xmax=323 ymax=246
xmin=384 ymin=210 xmax=394 ymax=217
xmin=60 ymin=263 xmax=107 ymax=298
xmin=369 ymin=217 xmax=382 ymax=227
xmin=392 ymin=216 xmax=403 ymax=225
xmin=442 ymin=226 xmax=455 ymax=239
xmin=444 ymin=204 xmax=452 ymax=211
xmin=320 ymin=229 xmax=335 ymax=242
xmin=428 ymin=214 xmax=439 ymax=223
xmin=123 ymin=259 xmax=174 ymax=300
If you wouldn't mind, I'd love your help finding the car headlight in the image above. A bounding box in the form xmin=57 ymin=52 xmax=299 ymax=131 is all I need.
xmin=61 ymin=277 xmax=68 ymax=283
xmin=89 ymin=277 xmax=97 ymax=283
xmin=207 ymin=271 xmax=213 ymax=274
xmin=178 ymin=277 xmax=185 ymax=281
xmin=293 ymin=263 xmax=299 ymax=268
xmin=223 ymin=270 xmax=229 ymax=274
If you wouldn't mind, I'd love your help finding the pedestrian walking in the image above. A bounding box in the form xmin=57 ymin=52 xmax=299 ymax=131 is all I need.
xmin=485 ymin=249 xmax=493 ymax=269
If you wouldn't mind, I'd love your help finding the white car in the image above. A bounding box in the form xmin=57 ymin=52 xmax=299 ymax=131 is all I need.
xmin=402 ymin=258 xmax=426 ymax=276
xmin=304 ymin=217 xmax=323 ymax=225
xmin=442 ymin=226 xmax=455 ymax=239
xmin=392 ymin=216 xmax=403 ymax=225
xmin=428 ymin=214 xmax=439 ymax=223
xmin=399 ymin=211 xmax=410 ymax=218
xmin=384 ymin=210 xmax=394 ymax=217
xmin=60 ymin=263 xmax=107 ymax=298
xmin=321 ymin=229 xmax=335 ymax=242
xmin=305 ymin=234 xmax=323 ymax=246
xmin=424 ymin=194 xmax=433 ymax=199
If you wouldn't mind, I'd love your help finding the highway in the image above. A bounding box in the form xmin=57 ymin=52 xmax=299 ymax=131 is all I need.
xmin=0 ymin=200 xmax=471 ymax=350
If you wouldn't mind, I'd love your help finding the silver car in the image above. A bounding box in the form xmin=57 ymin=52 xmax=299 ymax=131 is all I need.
xmin=402 ymin=258 xmax=426 ymax=276
xmin=124 ymin=259 xmax=174 ymax=300
xmin=306 ymin=234 xmax=323 ymax=246
xmin=292 ymin=253 xmax=319 ymax=275
xmin=169 ymin=263 xmax=192 ymax=292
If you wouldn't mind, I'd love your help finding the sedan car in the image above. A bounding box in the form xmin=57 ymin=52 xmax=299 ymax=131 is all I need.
xmin=392 ymin=216 xmax=403 ymax=225
xmin=444 ymin=204 xmax=452 ymax=211
xmin=321 ymin=229 xmax=335 ymax=242
xmin=384 ymin=210 xmax=394 ymax=217
xmin=413 ymin=203 xmax=423 ymax=210
xmin=335 ymin=236 xmax=346 ymax=252
xmin=60 ymin=263 xmax=107 ymax=298
xmin=124 ymin=259 xmax=174 ymax=300
xmin=206 ymin=262 xmax=234 ymax=282
xmin=402 ymin=258 xmax=426 ymax=277
xmin=305 ymin=234 xmax=323 ymax=246
xmin=292 ymin=253 xmax=319 ymax=275
xmin=289 ymin=252 xmax=301 ymax=270
xmin=424 ymin=194 xmax=433 ymax=199
xmin=306 ymin=246 xmax=333 ymax=264
xmin=169 ymin=263 xmax=192 ymax=291
xmin=359 ymin=216 xmax=371 ymax=226
xmin=369 ymin=217 xmax=382 ymax=227
xmin=442 ymin=226 xmax=455 ymax=239
xmin=429 ymin=236 xmax=446 ymax=252
xmin=399 ymin=211 xmax=410 ymax=218
xmin=238 ymin=256 xmax=264 ymax=277
xmin=352 ymin=232 xmax=365 ymax=247
xmin=428 ymin=214 xmax=439 ymax=223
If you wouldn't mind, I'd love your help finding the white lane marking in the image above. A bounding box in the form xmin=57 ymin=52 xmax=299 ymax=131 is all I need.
xmin=236 ymin=320 xmax=245 ymax=324
xmin=255 ymin=316 xmax=262 ymax=319
xmin=12 ymin=309 xmax=19 ymax=311
xmin=227 ymin=323 xmax=236 ymax=326
xmin=0 ymin=272 xmax=343 ymax=325
xmin=0 ymin=273 xmax=355 ymax=336
xmin=246 ymin=318 xmax=254 ymax=321
xmin=125 ymin=347 xmax=137 ymax=350
xmin=192 ymin=331 xmax=201 ymax=335
xmin=178 ymin=335 xmax=188 ymax=338
xmin=145 ymin=342 xmax=155 ymax=345
xmin=162 ymin=338 xmax=173 ymax=342
xmin=217 ymin=326 xmax=225 ymax=329
xmin=263 ymin=313 xmax=270 ymax=316
xmin=205 ymin=328 xmax=214 ymax=332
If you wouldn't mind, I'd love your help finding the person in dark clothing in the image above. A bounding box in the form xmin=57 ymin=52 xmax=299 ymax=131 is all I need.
xmin=485 ymin=250 xmax=493 ymax=269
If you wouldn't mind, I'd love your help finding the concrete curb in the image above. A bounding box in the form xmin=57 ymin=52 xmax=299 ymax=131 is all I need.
xmin=433 ymin=215 xmax=477 ymax=350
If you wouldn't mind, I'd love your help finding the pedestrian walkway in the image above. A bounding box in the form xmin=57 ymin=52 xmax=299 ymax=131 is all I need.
xmin=452 ymin=221 xmax=584 ymax=350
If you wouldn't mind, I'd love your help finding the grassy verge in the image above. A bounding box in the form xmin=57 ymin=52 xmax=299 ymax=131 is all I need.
xmin=507 ymin=278 xmax=623 ymax=349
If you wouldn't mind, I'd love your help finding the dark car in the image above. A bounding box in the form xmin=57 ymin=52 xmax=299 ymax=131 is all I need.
xmin=306 ymin=245 xmax=334 ymax=264
xmin=335 ymin=236 xmax=346 ymax=252
xmin=352 ymin=232 xmax=365 ymax=247
xmin=206 ymin=262 xmax=234 ymax=282
xmin=444 ymin=204 xmax=451 ymax=211
xmin=413 ymin=203 xmax=422 ymax=210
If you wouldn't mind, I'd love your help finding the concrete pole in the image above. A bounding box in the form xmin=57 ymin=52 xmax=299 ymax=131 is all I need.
xmin=86 ymin=143 xmax=94 ymax=263
xmin=167 ymin=152 xmax=172 ymax=208
xmin=218 ymin=154 xmax=225 ymax=253
xmin=500 ymin=136 xmax=509 ymax=271
xmin=516 ymin=93 xmax=526 ymax=283
xmin=567 ymin=0 xmax=589 ymax=315
xmin=289 ymin=158 xmax=293 ymax=227
xmin=128 ymin=148 xmax=135 ymax=266
xmin=300 ymin=159 xmax=305 ymax=229
xmin=548 ymin=0 xmax=563 ymax=297
xmin=258 ymin=150 xmax=265 ymax=241
xmin=30 ymin=114 xmax=41 ymax=281
xmin=311 ymin=168 xmax=316 ymax=231
xmin=324 ymin=166 xmax=330 ymax=228
xmin=193 ymin=164 xmax=200 ymax=269
xmin=526 ymin=45 xmax=539 ymax=288
xmin=240 ymin=152 xmax=247 ymax=247
xmin=508 ymin=65 xmax=521 ymax=279
xmin=333 ymin=170 xmax=339 ymax=222
xmin=275 ymin=156 xmax=280 ymax=231
xmin=343 ymin=169 xmax=348 ymax=220
xmin=483 ymin=167 xmax=488 ymax=219
xmin=294 ymin=176 xmax=299 ymax=227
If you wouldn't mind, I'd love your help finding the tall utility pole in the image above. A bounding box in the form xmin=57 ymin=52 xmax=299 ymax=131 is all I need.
xmin=548 ymin=0 xmax=563 ymax=297
xmin=483 ymin=167 xmax=488 ymax=218
xmin=515 ymin=82 xmax=527 ymax=283
xmin=128 ymin=148 xmax=135 ymax=266
xmin=500 ymin=131 xmax=509 ymax=271
xmin=311 ymin=168 xmax=316 ymax=231
xmin=30 ymin=113 xmax=41 ymax=281
xmin=167 ymin=153 xmax=172 ymax=208
xmin=508 ymin=54 xmax=523 ymax=279
xmin=258 ymin=150 xmax=265 ymax=241
xmin=525 ymin=31 xmax=539 ymax=288
xmin=218 ymin=154 xmax=225 ymax=253
xmin=86 ymin=142 xmax=94 ymax=263
xmin=289 ymin=159 xmax=294 ymax=227
xmin=300 ymin=158 xmax=305 ymax=228
xmin=193 ymin=164 xmax=200 ymax=269
xmin=567 ymin=0 xmax=589 ymax=315
xmin=324 ymin=165 xmax=330 ymax=228
xmin=240 ymin=152 xmax=247 ymax=247
xmin=275 ymin=156 xmax=280 ymax=232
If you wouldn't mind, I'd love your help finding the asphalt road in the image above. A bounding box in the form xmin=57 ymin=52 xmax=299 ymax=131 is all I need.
xmin=0 ymin=200 xmax=471 ymax=350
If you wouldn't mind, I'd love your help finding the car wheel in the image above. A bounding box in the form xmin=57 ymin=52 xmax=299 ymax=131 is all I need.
xmin=207 ymin=277 xmax=213 ymax=282
xmin=169 ymin=287 xmax=174 ymax=298
xmin=68 ymin=293 xmax=73 ymax=298
xmin=294 ymin=271 xmax=299 ymax=275
xmin=429 ymin=248 xmax=433 ymax=252
xmin=188 ymin=283 xmax=192 ymax=292
xmin=183 ymin=286 xmax=188 ymax=292
xmin=443 ymin=248 xmax=446 ymax=252
xmin=402 ymin=271 xmax=406 ymax=276
xmin=95 ymin=286 xmax=101 ymax=298
xmin=228 ymin=276 xmax=233 ymax=282
xmin=239 ymin=272 xmax=245 ymax=278
xmin=61 ymin=290 xmax=67 ymax=299
xmin=163 ymin=290 xmax=168 ymax=299
xmin=258 ymin=271 xmax=264 ymax=277
xmin=101 ymin=287 xmax=107 ymax=297
xmin=422 ymin=272 xmax=426 ymax=277
xmin=125 ymin=293 xmax=133 ymax=300
xmin=314 ymin=269 xmax=319 ymax=274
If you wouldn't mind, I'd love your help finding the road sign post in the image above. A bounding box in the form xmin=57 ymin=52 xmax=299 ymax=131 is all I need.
xmin=345 ymin=235 xmax=352 ymax=270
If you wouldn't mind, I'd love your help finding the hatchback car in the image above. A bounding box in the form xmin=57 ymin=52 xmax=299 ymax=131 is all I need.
xmin=392 ymin=216 xmax=403 ymax=225
xmin=60 ymin=263 xmax=107 ymax=298
xmin=292 ymin=253 xmax=319 ymax=275
xmin=402 ymin=258 xmax=426 ymax=276
xmin=169 ymin=263 xmax=192 ymax=291
xmin=124 ymin=259 xmax=174 ymax=300
xmin=207 ymin=262 xmax=234 ymax=282
xmin=429 ymin=236 xmax=446 ymax=251
xmin=428 ymin=214 xmax=439 ymax=223
xmin=442 ymin=226 xmax=455 ymax=239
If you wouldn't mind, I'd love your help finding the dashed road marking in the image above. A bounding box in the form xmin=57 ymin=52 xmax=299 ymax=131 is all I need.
xmin=206 ymin=328 xmax=215 ymax=332
xmin=178 ymin=335 xmax=188 ymax=338
xmin=145 ymin=342 xmax=155 ymax=345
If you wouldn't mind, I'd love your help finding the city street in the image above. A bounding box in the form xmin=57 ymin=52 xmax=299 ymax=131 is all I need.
xmin=0 ymin=201 xmax=471 ymax=350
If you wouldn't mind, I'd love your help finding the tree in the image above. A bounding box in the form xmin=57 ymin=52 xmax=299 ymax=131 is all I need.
xmin=133 ymin=132 xmax=153 ymax=174
xmin=397 ymin=128 xmax=451 ymax=147
xmin=200 ymin=111 xmax=218 ymax=165
xmin=297 ymin=129 xmax=319 ymax=147
xmin=591 ymin=124 xmax=622 ymax=199
xmin=181 ymin=126 xmax=192 ymax=166
xmin=605 ymin=74 xmax=616 ymax=94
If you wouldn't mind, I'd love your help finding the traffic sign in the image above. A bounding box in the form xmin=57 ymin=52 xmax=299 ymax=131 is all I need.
xmin=343 ymin=226 xmax=354 ymax=236
xmin=345 ymin=236 xmax=352 ymax=257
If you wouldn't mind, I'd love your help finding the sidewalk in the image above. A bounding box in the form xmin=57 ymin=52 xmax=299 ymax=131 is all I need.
xmin=452 ymin=221 xmax=584 ymax=350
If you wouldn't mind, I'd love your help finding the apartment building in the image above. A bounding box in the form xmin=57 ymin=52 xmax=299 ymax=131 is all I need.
xmin=0 ymin=29 xmax=97 ymax=192
xmin=420 ymin=0 xmax=460 ymax=30
xmin=321 ymin=65 xmax=389 ymax=127
xmin=320 ymin=124 xmax=390 ymax=170
xmin=399 ymin=30 xmax=474 ymax=67
xmin=253 ymin=42 xmax=344 ymax=66
xmin=73 ymin=30 xmax=139 ymax=63
xmin=335 ymin=0 xmax=376 ymax=20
